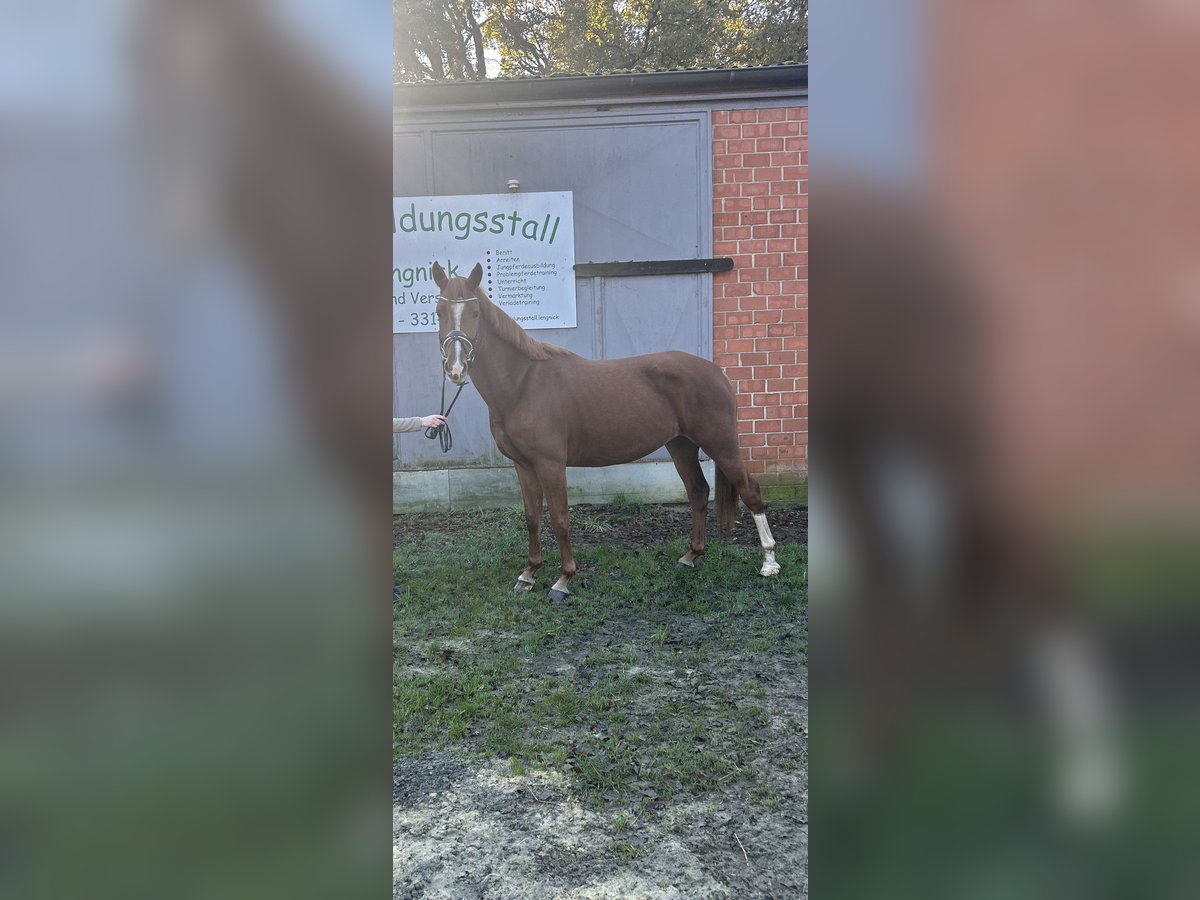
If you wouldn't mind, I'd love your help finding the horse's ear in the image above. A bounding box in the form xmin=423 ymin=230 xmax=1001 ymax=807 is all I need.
xmin=467 ymin=262 xmax=483 ymax=289
xmin=431 ymin=262 xmax=447 ymax=288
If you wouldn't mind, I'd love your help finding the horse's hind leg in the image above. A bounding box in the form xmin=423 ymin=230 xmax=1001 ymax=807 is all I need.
xmin=706 ymin=445 xmax=781 ymax=577
xmin=513 ymin=464 xmax=545 ymax=593
xmin=666 ymin=436 xmax=709 ymax=567
xmin=537 ymin=465 xmax=576 ymax=601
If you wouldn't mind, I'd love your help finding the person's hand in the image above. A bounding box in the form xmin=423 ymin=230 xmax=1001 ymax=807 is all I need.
xmin=421 ymin=414 xmax=447 ymax=429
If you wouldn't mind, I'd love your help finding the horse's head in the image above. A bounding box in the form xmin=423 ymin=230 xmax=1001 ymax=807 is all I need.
xmin=432 ymin=262 xmax=484 ymax=385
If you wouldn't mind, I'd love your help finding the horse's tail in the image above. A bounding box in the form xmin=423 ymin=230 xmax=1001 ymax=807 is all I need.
xmin=715 ymin=466 xmax=739 ymax=537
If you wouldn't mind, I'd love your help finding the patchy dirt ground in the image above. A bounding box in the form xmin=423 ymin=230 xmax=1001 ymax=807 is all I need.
xmin=393 ymin=730 xmax=807 ymax=899
xmin=392 ymin=502 xmax=808 ymax=552
xmin=393 ymin=666 xmax=807 ymax=899
xmin=394 ymin=503 xmax=807 ymax=899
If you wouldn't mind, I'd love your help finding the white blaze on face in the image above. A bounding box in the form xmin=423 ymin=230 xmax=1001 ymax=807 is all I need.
xmin=448 ymin=301 xmax=465 ymax=379
xmin=753 ymin=512 xmax=781 ymax=576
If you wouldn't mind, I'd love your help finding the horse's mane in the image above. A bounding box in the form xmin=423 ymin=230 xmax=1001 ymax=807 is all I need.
xmin=477 ymin=290 xmax=577 ymax=361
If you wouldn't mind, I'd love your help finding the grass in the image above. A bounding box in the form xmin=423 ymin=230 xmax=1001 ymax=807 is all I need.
xmin=604 ymin=840 xmax=645 ymax=863
xmin=752 ymin=778 xmax=784 ymax=809
xmin=394 ymin=504 xmax=807 ymax=809
xmin=574 ymin=515 xmax=614 ymax=535
xmin=815 ymin=710 xmax=1200 ymax=899
xmin=609 ymin=493 xmax=647 ymax=520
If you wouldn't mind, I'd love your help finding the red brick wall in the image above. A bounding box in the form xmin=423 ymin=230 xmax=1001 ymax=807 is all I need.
xmin=711 ymin=107 xmax=808 ymax=487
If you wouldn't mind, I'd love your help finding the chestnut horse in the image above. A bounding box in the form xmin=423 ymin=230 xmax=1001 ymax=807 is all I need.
xmin=432 ymin=262 xmax=780 ymax=601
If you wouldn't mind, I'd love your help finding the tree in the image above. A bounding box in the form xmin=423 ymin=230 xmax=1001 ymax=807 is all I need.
xmin=394 ymin=0 xmax=807 ymax=83
xmin=394 ymin=0 xmax=490 ymax=81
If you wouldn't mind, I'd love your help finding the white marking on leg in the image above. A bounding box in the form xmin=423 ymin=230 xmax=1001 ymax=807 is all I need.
xmin=1033 ymin=626 xmax=1122 ymax=823
xmin=517 ymin=572 xmax=536 ymax=586
xmin=550 ymin=575 xmax=571 ymax=594
xmin=753 ymin=512 xmax=781 ymax=576
xmin=760 ymin=550 xmax=780 ymax=577
xmin=752 ymin=512 xmax=776 ymax=550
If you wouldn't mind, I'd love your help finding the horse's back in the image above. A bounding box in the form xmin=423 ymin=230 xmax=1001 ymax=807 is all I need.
xmin=633 ymin=349 xmax=735 ymax=400
xmin=521 ymin=348 xmax=736 ymax=466
xmin=560 ymin=348 xmax=727 ymax=382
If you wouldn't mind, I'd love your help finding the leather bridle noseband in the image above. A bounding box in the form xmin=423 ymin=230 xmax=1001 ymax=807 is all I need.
xmin=425 ymin=294 xmax=481 ymax=453
xmin=437 ymin=295 xmax=481 ymax=377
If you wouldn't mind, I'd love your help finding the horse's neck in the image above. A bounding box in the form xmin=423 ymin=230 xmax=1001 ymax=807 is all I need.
xmin=470 ymin=330 xmax=535 ymax=415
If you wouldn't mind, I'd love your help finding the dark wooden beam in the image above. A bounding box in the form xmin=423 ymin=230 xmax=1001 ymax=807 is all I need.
xmin=573 ymin=258 xmax=734 ymax=278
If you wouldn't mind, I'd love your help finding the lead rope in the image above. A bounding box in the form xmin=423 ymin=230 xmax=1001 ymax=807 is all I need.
xmin=425 ymin=376 xmax=467 ymax=453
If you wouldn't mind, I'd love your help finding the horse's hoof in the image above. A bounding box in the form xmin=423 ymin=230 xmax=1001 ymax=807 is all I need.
xmin=547 ymin=589 xmax=569 ymax=603
xmin=514 ymin=579 xmax=534 ymax=594
xmin=760 ymin=562 xmax=781 ymax=577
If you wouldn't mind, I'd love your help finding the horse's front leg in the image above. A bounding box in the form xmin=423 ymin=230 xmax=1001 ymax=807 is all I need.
xmin=513 ymin=463 xmax=544 ymax=593
xmin=537 ymin=465 xmax=575 ymax=602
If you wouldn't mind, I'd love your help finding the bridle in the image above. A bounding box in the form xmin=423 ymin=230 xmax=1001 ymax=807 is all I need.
xmin=425 ymin=294 xmax=481 ymax=453
xmin=437 ymin=295 xmax=481 ymax=377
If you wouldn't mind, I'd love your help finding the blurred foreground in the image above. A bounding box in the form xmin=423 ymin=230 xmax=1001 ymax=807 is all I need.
xmin=812 ymin=1 xmax=1200 ymax=897
xmin=0 ymin=2 xmax=391 ymax=898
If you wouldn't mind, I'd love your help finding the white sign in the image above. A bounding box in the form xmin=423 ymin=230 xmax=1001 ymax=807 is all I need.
xmin=392 ymin=192 xmax=577 ymax=333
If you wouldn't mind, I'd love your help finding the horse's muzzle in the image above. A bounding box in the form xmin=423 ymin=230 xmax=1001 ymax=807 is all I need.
xmin=441 ymin=330 xmax=475 ymax=385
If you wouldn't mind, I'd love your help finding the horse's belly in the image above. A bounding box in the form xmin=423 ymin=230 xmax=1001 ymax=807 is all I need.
xmin=566 ymin=433 xmax=670 ymax=467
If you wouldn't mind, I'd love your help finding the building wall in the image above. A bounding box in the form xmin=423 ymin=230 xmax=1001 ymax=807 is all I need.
xmin=711 ymin=107 xmax=808 ymax=494
xmin=393 ymin=109 xmax=713 ymax=472
xmin=392 ymin=80 xmax=807 ymax=508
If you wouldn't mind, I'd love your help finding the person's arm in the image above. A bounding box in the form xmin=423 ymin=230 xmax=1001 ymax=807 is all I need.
xmin=393 ymin=414 xmax=447 ymax=433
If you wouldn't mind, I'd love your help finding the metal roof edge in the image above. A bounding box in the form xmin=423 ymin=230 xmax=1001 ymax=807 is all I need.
xmin=394 ymin=65 xmax=808 ymax=110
